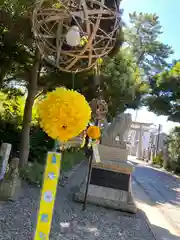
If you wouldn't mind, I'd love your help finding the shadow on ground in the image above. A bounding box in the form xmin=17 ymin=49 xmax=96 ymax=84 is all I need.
xmin=0 ymin=160 xmax=179 ymax=239
xmin=151 ymin=224 xmax=180 ymax=240
xmin=130 ymin=158 xmax=180 ymax=238
xmin=129 ymin=160 xmax=180 ymax=207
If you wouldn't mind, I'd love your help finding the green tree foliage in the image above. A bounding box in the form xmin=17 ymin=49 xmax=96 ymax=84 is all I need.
xmin=144 ymin=62 xmax=180 ymax=122
xmin=0 ymin=0 xmax=34 ymax=87
xmin=0 ymin=90 xmax=24 ymax=124
xmin=167 ymin=127 xmax=180 ymax=173
xmin=0 ymin=0 xmax=42 ymax=167
xmin=0 ymin=89 xmax=38 ymax=124
xmin=101 ymin=50 xmax=149 ymax=118
xmin=125 ymin=12 xmax=173 ymax=75
xmin=0 ymin=90 xmax=24 ymax=155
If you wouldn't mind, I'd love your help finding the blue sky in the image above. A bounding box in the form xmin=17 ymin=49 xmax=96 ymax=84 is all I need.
xmin=121 ymin=0 xmax=180 ymax=133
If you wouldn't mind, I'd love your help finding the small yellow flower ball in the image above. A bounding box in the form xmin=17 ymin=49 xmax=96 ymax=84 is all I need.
xmin=87 ymin=126 xmax=101 ymax=140
xmin=38 ymin=87 xmax=91 ymax=142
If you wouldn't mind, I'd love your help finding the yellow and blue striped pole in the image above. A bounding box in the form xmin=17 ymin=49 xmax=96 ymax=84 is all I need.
xmin=34 ymin=151 xmax=61 ymax=240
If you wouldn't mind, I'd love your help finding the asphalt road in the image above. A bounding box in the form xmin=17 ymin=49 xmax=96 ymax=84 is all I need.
xmin=132 ymin=159 xmax=180 ymax=234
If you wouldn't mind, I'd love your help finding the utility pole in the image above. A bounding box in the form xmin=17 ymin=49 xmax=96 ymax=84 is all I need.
xmin=156 ymin=124 xmax=161 ymax=155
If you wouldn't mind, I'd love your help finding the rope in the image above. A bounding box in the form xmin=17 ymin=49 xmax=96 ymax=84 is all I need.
xmin=94 ymin=58 xmax=103 ymax=98
xmin=72 ymin=72 xmax=75 ymax=89
xmin=72 ymin=69 xmax=78 ymax=89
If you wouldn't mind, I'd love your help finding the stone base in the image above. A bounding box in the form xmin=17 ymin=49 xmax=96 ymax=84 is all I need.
xmin=74 ymin=160 xmax=137 ymax=214
xmin=95 ymin=144 xmax=128 ymax=162
xmin=74 ymin=145 xmax=137 ymax=214
xmin=74 ymin=183 xmax=137 ymax=214
xmin=0 ymin=178 xmax=21 ymax=201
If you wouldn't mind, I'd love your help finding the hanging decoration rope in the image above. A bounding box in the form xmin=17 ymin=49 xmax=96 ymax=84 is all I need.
xmin=38 ymin=87 xmax=91 ymax=142
xmin=32 ymin=0 xmax=121 ymax=72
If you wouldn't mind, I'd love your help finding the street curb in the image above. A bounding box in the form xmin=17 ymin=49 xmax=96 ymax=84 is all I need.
xmin=132 ymin=175 xmax=180 ymax=236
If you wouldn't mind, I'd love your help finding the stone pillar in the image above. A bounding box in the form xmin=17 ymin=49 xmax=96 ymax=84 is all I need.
xmin=136 ymin=124 xmax=143 ymax=159
xmin=0 ymin=157 xmax=21 ymax=200
xmin=0 ymin=143 xmax=12 ymax=180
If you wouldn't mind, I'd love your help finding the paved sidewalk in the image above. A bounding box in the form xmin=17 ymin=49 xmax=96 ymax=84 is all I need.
xmin=132 ymin=176 xmax=180 ymax=240
xmin=0 ymin=161 xmax=155 ymax=240
xmin=130 ymin=157 xmax=180 ymax=237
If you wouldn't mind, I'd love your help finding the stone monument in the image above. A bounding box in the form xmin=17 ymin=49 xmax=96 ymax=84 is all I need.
xmin=102 ymin=113 xmax=132 ymax=146
xmin=100 ymin=113 xmax=132 ymax=161
xmin=0 ymin=157 xmax=21 ymax=201
xmin=75 ymin=113 xmax=137 ymax=213
xmin=0 ymin=143 xmax=12 ymax=180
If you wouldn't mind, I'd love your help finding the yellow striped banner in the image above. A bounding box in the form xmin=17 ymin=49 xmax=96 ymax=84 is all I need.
xmin=34 ymin=151 xmax=61 ymax=240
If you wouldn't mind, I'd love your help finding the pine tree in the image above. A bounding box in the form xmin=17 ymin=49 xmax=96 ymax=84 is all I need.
xmin=144 ymin=62 xmax=180 ymax=122
xmin=125 ymin=12 xmax=173 ymax=75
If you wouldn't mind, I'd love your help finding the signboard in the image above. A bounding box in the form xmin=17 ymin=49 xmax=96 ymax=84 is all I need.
xmin=90 ymin=168 xmax=130 ymax=191
xmin=34 ymin=152 xmax=61 ymax=240
xmin=92 ymin=143 xmax=101 ymax=163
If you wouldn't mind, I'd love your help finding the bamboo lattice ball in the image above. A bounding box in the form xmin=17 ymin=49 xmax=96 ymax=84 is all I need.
xmin=32 ymin=0 xmax=121 ymax=72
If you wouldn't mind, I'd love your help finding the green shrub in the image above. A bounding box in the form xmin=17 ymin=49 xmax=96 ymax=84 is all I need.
xmin=0 ymin=118 xmax=21 ymax=157
xmin=167 ymin=127 xmax=180 ymax=173
xmin=169 ymin=162 xmax=180 ymax=173
xmin=61 ymin=150 xmax=85 ymax=172
xmin=153 ymin=153 xmax=164 ymax=167
xmin=0 ymin=118 xmax=54 ymax=163
xmin=20 ymin=162 xmax=44 ymax=186
xmin=20 ymin=150 xmax=85 ymax=186
xmin=0 ymin=91 xmax=50 ymax=163
xmin=29 ymin=126 xmax=54 ymax=164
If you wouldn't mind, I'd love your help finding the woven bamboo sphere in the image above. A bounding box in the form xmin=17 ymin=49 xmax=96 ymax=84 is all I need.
xmin=32 ymin=0 xmax=121 ymax=72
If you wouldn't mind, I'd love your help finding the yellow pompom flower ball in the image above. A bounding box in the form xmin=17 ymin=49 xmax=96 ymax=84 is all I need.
xmin=87 ymin=126 xmax=101 ymax=140
xmin=38 ymin=87 xmax=91 ymax=142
